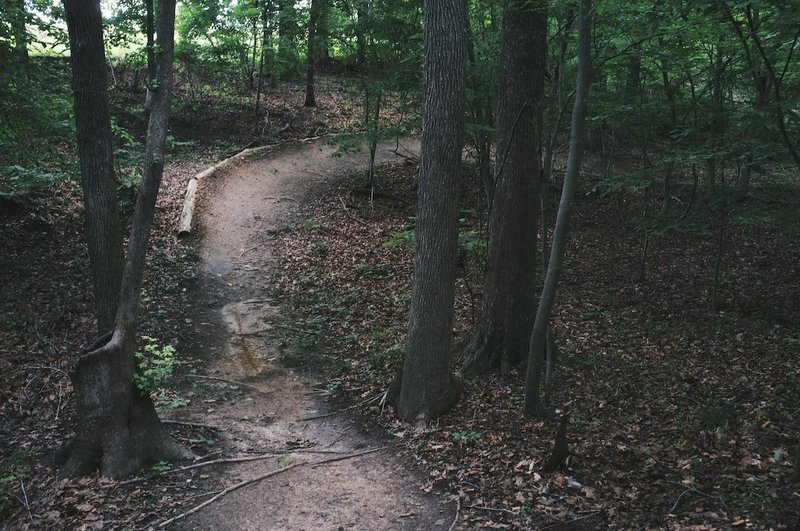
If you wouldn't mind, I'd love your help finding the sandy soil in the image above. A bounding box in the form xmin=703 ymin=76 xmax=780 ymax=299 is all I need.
xmin=170 ymin=138 xmax=453 ymax=530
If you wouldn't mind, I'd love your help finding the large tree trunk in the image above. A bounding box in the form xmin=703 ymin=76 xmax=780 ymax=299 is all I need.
xmin=60 ymin=0 xmax=189 ymax=479
xmin=393 ymin=0 xmax=467 ymax=423
xmin=64 ymin=0 xmax=124 ymax=335
xmin=462 ymin=0 xmax=546 ymax=374
xmin=525 ymin=0 xmax=591 ymax=418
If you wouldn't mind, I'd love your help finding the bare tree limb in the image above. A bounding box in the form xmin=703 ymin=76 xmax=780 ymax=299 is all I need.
xmin=158 ymin=447 xmax=388 ymax=527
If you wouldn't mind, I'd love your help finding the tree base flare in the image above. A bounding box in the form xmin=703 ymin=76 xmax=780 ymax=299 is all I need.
xmin=461 ymin=328 xmax=524 ymax=376
xmin=58 ymin=341 xmax=191 ymax=479
xmin=388 ymin=371 xmax=463 ymax=423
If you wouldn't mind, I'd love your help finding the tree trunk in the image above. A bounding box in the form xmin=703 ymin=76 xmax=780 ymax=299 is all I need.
xmin=304 ymin=0 xmax=322 ymax=107
xmin=393 ymin=0 xmax=467 ymax=423
xmin=462 ymin=0 xmax=546 ymax=374
xmin=12 ymin=0 xmax=29 ymax=64
xmin=525 ymin=0 xmax=592 ymax=418
xmin=64 ymin=0 xmax=124 ymax=335
xmin=60 ymin=0 xmax=189 ymax=479
xmin=144 ymin=0 xmax=156 ymax=112
xmin=254 ymin=1 xmax=270 ymax=116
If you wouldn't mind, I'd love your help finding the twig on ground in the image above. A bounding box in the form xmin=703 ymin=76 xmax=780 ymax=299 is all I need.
xmin=238 ymin=245 xmax=258 ymax=260
xmin=158 ymin=461 xmax=303 ymax=527
xmin=326 ymin=428 xmax=349 ymax=448
xmin=339 ymin=196 xmax=368 ymax=226
xmin=463 ymin=505 xmax=516 ymax=516
xmin=448 ymin=497 xmax=461 ymax=531
xmin=668 ymin=486 xmax=729 ymax=516
xmin=158 ymin=447 xmax=388 ymax=527
xmin=19 ymin=477 xmax=33 ymax=524
xmin=162 ymin=420 xmax=219 ymax=431
xmin=1 ymin=365 xmax=70 ymax=379
xmin=185 ymin=374 xmax=269 ymax=393
xmin=308 ymin=446 xmax=387 ymax=468
xmin=297 ymin=391 xmax=386 ymax=422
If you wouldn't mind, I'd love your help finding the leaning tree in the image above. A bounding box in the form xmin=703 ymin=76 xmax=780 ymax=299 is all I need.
xmin=60 ymin=0 xmax=189 ymax=478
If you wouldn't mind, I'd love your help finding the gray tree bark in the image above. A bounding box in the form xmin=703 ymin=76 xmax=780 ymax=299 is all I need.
xmin=304 ymin=0 xmax=323 ymax=107
xmin=462 ymin=0 xmax=546 ymax=374
xmin=64 ymin=0 xmax=124 ymax=335
xmin=393 ymin=0 xmax=467 ymax=423
xmin=60 ymin=0 xmax=189 ymax=479
xmin=525 ymin=0 xmax=591 ymax=418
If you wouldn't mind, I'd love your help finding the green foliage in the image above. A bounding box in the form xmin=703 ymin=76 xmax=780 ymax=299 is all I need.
xmin=367 ymin=343 xmax=403 ymax=370
xmin=353 ymin=263 xmax=395 ymax=280
xmin=458 ymin=229 xmax=487 ymax=262
xmin=303 ymin=218 xmax=324 ymax=232
xmin=309 ymin=240 xmax=329 ymax=255
xmin=0 ymin=57 xmax=73 ymax=198
xmin=150 ymin=461 xmax=172 ymax=474
xmin=452 ymin=431 xmax=482 ymax=446
xmin=383 ymin=227 xmax=415 ymax=248
xmin=0 ymin=166 xmax=61 ymax=200
xmin=133 ymin=336 xmax=178 ymax=395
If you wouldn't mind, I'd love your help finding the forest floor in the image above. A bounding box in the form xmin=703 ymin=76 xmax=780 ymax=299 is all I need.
xmin=1 ymin=74 xmax=799 ymax=530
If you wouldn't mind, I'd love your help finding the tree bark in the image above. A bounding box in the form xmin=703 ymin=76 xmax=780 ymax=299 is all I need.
xmin=60 ymin=0 xmax=189 ymax=479
xmin=525 ymin=0 xmax=591 ymax=418
xmin=304 ymin=0 xmax=322 ymax=107
xmin=12 ymin=0 xmax=29 ymax=64
xmin=64 ymin=0 xmax=124 ymax=335
xmin=462 ymin=0 xmax=546 ymax=374
xmin=393 ymin=0 xmax=467 ymax=423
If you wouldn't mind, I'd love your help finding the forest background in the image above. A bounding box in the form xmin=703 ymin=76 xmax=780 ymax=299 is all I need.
xmin=1 ymin=0 xmax=799 ymax=528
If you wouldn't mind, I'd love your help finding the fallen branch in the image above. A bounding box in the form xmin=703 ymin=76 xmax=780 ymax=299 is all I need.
xmin=158 ymin=461 xmax=302 ymax=527
xmin=162 ymin=420 xmax=218 ymax=431
xmin=308 ymin=446 xmax=387 ymax=468
xmin=297 ymin=391 xmax=386 ymax=422
xmin=158 ymin=446 xmax=388 ymax=527
xmin=668 ymin=486 xmax=729 ymax=516
xmin=339 ymin=196 xmax=368 ymax=226
xmin=448 ymin=497 xmax=461 ymax=531
xmin=463 ymin=505 xmax=517 ymax=516
xmin=177 ymin=178 xmax=199 ymax=236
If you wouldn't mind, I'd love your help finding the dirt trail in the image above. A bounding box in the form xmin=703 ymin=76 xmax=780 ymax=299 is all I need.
xmin=173 ymin=138 xmax=452 ymax=530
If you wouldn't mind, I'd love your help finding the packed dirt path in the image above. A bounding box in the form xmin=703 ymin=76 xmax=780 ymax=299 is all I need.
xmin=172 ymin=138 xmax=454 ymax=530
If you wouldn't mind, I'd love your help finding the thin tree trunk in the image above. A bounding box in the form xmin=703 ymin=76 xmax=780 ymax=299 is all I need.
xmin=462 ymin=0 xmax=546 ymax=374
xmin=12 ymin=0 xmax=29 ymax=64
xmin=525 ymin=0 xmax=592 ymax=418
xmin=724 ymin=5 xmax=800 ymax=170
xmin=60 ymin=0 xmax=189 ymax=479
xmin=304 ymin=0 xmax=321 ymax=107
xmin=64 ymin=0 xmax=124 ymax=335
xmin=144 ymin=0 xmax=155 ymax=112
xmin=393 ymin=0 xmax=467 ymax=423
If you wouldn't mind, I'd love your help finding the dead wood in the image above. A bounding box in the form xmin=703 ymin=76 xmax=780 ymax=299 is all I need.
xmin=543 ymin=413 xmax=570 ymax=472
xmin=158 ymin=446 xmax=388 ymax=527
xmin=339 ymin=196 xmax=368 ymax=226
